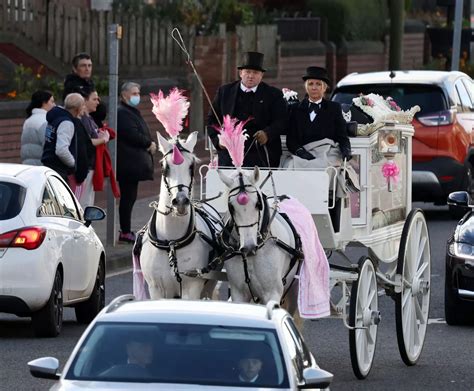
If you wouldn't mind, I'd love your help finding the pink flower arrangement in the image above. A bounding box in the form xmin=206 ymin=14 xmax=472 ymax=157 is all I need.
xmin=360 ymin=95 xmax=374 ymax=107
xmin=382 ymin=160 xmax=400 ymax=183
xmin=386 ymin=96 xmax=401 ymax=112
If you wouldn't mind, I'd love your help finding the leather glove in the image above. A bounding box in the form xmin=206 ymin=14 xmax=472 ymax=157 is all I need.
xmin=295 ymin=147 xmax=315 ymax=160
xmin=253 ymin=130 xmax=268 ymax=145
xmin=147 ymin=141 xmax=157 ymax=155
xmin=342 ymin=151 xmax=353 ymax=161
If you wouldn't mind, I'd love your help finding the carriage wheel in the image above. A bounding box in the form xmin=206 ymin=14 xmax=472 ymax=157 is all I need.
xmin=349 ymin=256 xmax=380 ymax=379
xmin=395 ymin=208 xmax=431 ymax=366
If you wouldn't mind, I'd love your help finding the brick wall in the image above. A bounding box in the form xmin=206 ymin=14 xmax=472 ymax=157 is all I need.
xmin=265 ymin=55 xmax=326 ymax=98
xmin=0 ymin=118 xmax=23 ymax=163
xmin=402 ymin=32 xmax=425 ymax=69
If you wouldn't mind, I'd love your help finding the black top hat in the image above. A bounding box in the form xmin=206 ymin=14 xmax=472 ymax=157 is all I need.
xmin=238 ymin=51 xmax=266 ymax=72
xmin=302 ymin=66 xmax=331 ymax=85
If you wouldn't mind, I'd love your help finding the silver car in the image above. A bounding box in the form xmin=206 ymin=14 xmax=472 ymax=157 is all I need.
xmin=29 ymin=296 xmax=333 ymax=390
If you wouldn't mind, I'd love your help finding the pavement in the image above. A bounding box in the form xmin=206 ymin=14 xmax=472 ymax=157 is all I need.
xmin=92 ymin=136 xmax=210 ymax=276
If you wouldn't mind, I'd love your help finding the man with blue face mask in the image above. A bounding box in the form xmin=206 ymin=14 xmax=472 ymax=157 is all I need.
xmin=116 ymin=82 xmax=157 ymax=243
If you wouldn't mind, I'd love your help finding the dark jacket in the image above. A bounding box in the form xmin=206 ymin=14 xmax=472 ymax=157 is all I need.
xmin=116 ymin=102 xmax=154 ymax=183
xmin=42 ymin=107 xmax=77 ymax=180
xmin=63 ymin=73 xmax=106 ymax=127
xmin=73 ymin=118 xmax=94 ymax=181
xmin=207 ymin=81 xmax=287 ymax=168
xmin=63 ymin=73 xmax=95 ymax=100
xmin=286 ymin=98 xmax=352 ymax=158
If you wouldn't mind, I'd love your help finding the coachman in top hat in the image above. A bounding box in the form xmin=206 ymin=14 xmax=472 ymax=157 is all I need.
xmin=207 ymin=51 xmax=287 ymax=168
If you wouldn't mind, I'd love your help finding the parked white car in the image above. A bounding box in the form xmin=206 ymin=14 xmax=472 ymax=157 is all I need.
xmin=28 ymin=296 xmax=333 ymax=390
xmin=0 ymin=163 xmax=106 ymax=337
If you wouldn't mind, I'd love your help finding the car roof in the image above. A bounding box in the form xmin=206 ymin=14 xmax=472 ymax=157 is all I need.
xmin=0 ymin=163 xmax=53 ymax=182
xmin=98 ymin=299 xmax=287 ymax=328
xmin=336 ymin=70 xmax=469 ymax=87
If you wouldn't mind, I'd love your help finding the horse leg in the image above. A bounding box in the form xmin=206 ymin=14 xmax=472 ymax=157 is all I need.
xmin=181 ymin=279 xmax=205 ymax=300
xmin=280 ymin=282 xmax=304 ymax=331
xmin=147 ymin=282 xmax=165 ymax=300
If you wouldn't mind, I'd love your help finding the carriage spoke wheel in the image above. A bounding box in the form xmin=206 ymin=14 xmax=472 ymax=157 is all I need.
xmin=349 ymin=256 xmax=380 ymax=379
xmin=395 ymin=208 xmax=431 ymax=366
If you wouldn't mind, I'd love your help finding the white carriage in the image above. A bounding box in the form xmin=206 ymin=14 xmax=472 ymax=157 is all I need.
xmin=200 ymin=118 xmax=431 ymax=379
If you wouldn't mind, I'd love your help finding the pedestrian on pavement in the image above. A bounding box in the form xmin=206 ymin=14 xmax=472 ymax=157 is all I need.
xmin=69 ymin=89 xmax=110 ymax=207
xmin=285 ymin=66 xmax=352 ymax=161
xmin=21 ymin=90 xmax=56 ymax=166
xmin=63 ymin=52 xmax=105 ymax=127
xmin=41 ymin=93 xmax=89 ymax=185
xmin=207 ymin=51 xmax=287 ymax=168
xmin=117 ymin=82 xmax=156 ymax=243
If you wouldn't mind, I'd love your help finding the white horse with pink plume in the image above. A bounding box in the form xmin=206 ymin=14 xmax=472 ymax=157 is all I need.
xmin=215 ymin=115 xmax=330 ymax=317
xmin=133 ymin=88 xmax=222 ymax=300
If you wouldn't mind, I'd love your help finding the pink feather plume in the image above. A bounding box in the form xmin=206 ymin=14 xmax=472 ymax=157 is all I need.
xmin=150 ymin=88 xmax=189 ymax=139
xmin=214 ymin=115 xmax=251 ymax=168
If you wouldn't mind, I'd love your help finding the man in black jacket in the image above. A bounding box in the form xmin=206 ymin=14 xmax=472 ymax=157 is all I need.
xmin=207 ymin=52 xmax=287 ymax=168
xmin=42 ymin=93 xmax=89 ymax=185
xmin=63 ymin=53 xmax=106 ymax=127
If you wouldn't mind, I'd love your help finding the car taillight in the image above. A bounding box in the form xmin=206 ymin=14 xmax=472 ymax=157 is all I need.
xmin=417 ymin=110 xmax=454 ymax=126
xmin=0 ymin=227 xmax=46 ymax=250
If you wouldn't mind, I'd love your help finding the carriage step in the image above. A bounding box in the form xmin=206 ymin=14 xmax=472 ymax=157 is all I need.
xmin=329 ymin=263 xmax=359 ymax=272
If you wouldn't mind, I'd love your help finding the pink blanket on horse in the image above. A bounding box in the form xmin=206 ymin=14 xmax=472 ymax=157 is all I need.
xmin=280 ymin=197 xmax=330 ymax=319
xmin=133 ymin=249 xmax=150 ymax=300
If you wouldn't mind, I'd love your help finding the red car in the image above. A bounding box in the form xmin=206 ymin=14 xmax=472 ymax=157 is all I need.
xmin=332 ymin=70 xmax=474 ymax=207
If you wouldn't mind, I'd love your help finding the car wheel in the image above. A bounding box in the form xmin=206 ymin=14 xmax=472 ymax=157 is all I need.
xmin=445 ymin=271 xmax=474 ymax=325
xmin=75 ymin=260 xmax=105 ymax=324
xmin=32 ymin=270 xmax=63 ymax=338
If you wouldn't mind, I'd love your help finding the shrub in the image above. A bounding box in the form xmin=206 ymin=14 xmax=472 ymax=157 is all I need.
xmin=307 ymin=0 xmax=388 ymax=44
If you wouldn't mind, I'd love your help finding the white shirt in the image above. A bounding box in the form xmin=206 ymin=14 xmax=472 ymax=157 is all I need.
xmin=308 ymin=98 xmax=323 ymax=122
xmin=240 ymin=83 xmax=258 ymax=93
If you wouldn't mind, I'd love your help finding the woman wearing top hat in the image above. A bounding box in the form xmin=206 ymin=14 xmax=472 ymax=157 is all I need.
xmin=286 ymin=66 xmax=352 ymax=162
xmin=207 ymin=51 xmax=287 ymax=168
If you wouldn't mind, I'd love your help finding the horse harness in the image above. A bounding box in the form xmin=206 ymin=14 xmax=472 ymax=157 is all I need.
xmin=133 ymin=204 xmax=223 ymax=298
xmin=220 ymin=176 xmax=304 ymax=303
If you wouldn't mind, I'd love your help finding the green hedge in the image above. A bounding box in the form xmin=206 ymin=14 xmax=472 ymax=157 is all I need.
xmin=307 ymin=0 xmax=388 ymax=44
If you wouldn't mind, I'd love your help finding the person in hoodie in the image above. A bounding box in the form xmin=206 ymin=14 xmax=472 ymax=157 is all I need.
xmin=63 ymin=52 xmax=105 ymax=127
xmin=21 ymin=90 xmax=56 ymax=165
xmin=41 ymin=93 xmax=89 ymax=185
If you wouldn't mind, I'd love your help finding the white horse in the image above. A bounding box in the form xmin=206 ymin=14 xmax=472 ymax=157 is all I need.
xmin=218 ymin=167 xmax=302 ymax=310
xmin=139 ymin=131 xmax=221 ymax=299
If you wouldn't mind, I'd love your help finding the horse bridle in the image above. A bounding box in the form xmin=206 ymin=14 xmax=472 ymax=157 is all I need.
xmin=227 ymin=173 xmax=264 ymax=231
xmin=159 ymin=143 xmax=195 ymax=213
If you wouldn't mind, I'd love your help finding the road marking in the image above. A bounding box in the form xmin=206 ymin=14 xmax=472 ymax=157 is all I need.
xmin=106 ymin=268 xmax=132 ymax=278
xmin=428 ymin=318 xmax=446 ymax=324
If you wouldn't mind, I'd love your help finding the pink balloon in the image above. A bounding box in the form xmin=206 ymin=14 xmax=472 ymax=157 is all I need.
xmin=237 ymin=192 xmax=250 ymax=205
xmin=172 ymin=145 xmax=184 ymax=165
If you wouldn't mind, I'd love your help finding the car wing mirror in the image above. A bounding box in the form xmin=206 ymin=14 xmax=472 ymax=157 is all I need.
xmin=300 ymin=367 xmax=333 ymax=389
xmin=447 ymin=191 xmax=472 ymax=209
xmin=83 ymin=206 xmax=106 ymax=227
xmin=28 ymin=357 xmax=61 ymax=380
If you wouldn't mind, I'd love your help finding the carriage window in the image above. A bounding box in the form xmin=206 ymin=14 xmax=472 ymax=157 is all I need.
xmin=48 ymin=176 xmax=80 ymax=220
xmin=38 ymin=183 xmax=60 ymax=216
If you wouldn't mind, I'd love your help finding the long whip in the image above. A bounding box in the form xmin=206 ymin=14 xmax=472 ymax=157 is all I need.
xmin=171 ymin=28 xmax=221 ymax=128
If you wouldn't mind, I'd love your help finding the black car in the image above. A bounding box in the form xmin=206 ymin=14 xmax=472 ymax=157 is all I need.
xmin=445 ymin=191 xmax=474 ymax=325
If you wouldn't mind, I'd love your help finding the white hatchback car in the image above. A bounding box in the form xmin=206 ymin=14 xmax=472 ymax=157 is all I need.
xmin=0 ymin=164 xmax=106 ymax=337
xmin=29 ymin=296 xmax=333 ymax=390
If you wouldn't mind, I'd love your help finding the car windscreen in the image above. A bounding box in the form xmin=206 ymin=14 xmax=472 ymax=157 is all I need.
xmin=332 ymin=83 xmax=448 ymax=116
xmin=0 ymin=182 xmax=26 ymax=221
xmin=66 ymin=322 xmax=290 ymax=388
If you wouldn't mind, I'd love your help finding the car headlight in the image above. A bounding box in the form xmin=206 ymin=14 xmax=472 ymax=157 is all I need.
xmin=449 ymin=242 xmax=474 ymax=259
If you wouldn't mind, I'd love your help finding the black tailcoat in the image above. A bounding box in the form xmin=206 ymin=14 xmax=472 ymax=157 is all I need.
xmin=286 ymin=98 xmax=351 ymax=158
xmin=207 ymin=81 xmax=287 ymax=167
